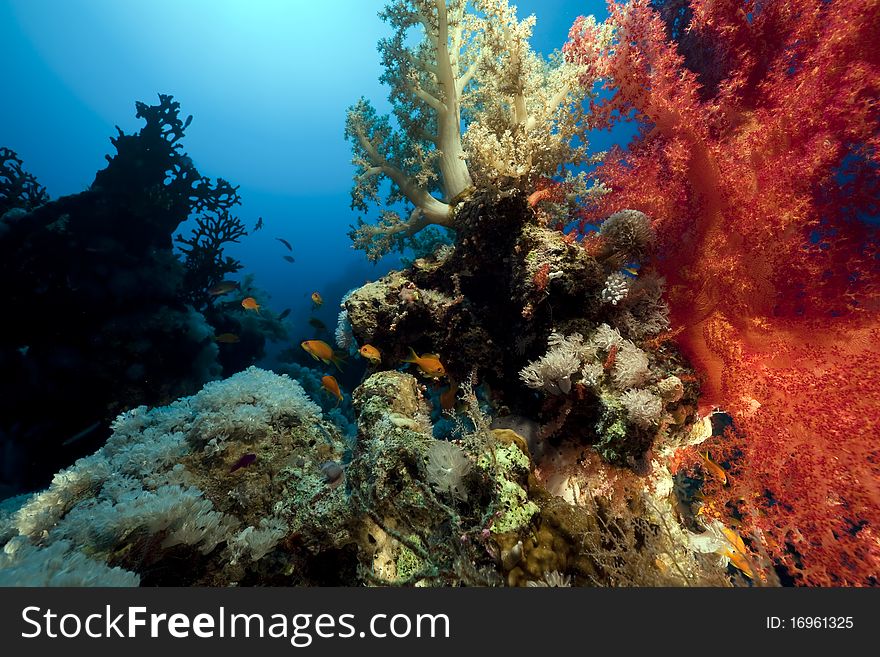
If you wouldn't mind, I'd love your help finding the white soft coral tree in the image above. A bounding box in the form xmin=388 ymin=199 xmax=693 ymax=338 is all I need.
xmin=346 ymin=0 xmax=478 ymax=260
xmin=345 ymin=0 xmax=608 ymax=260
xmin=462 ymin=4 xmax=609 ymax=202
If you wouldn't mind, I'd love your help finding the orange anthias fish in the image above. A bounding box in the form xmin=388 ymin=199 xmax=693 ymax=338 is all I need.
xmin=311 ymin=292 xmax=323 ymax=308
xmin=359 ymin=344 xmax=381 ymax=365
xmin=403 ymin=348 xmax=446 ymax=379
xmin=701 ymin=451 xmax=728 ymax=485
xmin=241 ymin=297 xmax=261 ymax=313
xmin=214 ymin=333 xmax=240 ymax=344
xmin=301 ymin=340 xmax=345 ymax=371
xmin=321 ymin=375 xmax=343 ymax=405
xmin=721 ymin=526 xmax=755 ymax=579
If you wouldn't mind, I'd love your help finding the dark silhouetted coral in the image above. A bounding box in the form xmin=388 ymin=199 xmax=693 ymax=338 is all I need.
xmin=0 ymin=147 xmax=49 ymax=218
xmin=0 ymin=95 xmax=257 ymax=496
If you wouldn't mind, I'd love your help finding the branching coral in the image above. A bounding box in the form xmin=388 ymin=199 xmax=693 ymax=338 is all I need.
xmin=345 ymin=0 xmax=478 ymax=259
xmin=461 ymin=4 xmax=609 ymax=210
xmin=345 ymin=0 xmax=608 ymax=259
xmin=176 ymin=211 xmax=247 ymax=308
xmin=0 ymin=147 xmax=48 ymax=216
xmin=0 ymin=95 xmax=260 ymax=495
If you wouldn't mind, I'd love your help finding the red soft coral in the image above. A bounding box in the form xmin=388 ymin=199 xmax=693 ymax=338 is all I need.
xmin=566 ymin=0 xmax=880 ymax=585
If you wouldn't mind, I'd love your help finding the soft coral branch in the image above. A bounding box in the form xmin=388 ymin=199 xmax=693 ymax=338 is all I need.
xmin=346 ymin=0 xmax=607 ymax=259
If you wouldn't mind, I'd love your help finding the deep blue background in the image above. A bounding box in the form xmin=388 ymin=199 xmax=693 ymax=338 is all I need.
xmin=0 ymin=0 xmax=628 ymax=355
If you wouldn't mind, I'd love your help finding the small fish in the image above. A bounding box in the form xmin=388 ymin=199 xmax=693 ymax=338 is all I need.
xmin=183 ymin=114 xmax=193 ymax=129
xmin=230 ymin=453 xmax=257 ymax=473
xmin=721 ymin=527 xmax=754 ymax=579
xmin=402 ymin=347 xmax=446 ymax=379
xmin=276 ymin=237 xmax=293 ymax=251
xmin=321 ymin=375 xmax=343 ymax=405
xmin=241 ymin=297 xmax=261 ymax=313
xmin=359 ymin=344 xmax=381 ymax=365
xmin=301 ymin=340 xmax=345 ymax=371
xmin=278 ymin=308 xmax=291 ymax=320
xmin=208 ymin=280 xmax=240 ymax=296
xmin=308 ymin=317 xmax=327 ymax=331
xmin=440 ymin=380 xmax=459 ymax=411
xmin=623 ymin=266 xmax=639 ymax=276
xmin=311 ymin=292 xmax=323 ymax=308
xmin=701 ymin=451 xmax=728 ymax=485
xmin=214 ymin=333 xmax=240 ymax=344
xmin=254 ymin=216 xmax=263 ymax=231
xmin=282 ymin=255 xmax=295 ymax=263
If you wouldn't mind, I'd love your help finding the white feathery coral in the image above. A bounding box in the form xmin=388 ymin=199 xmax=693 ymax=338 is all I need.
xmin=589 ymin=323 xmax=623 ymax=351
xmin=0 ymin=538 xmax=140 ymax=587
xmin=227 ymin=516 xmax=289 ymax=564
xmin=1 ymin=367 xmax=323 ymax=583
xmin=610 ymin=342 xmax=651 ymax=390
xmin=620 ymin=389 xmax=664 ymax=428
xmin=580 ymin=362 xmax=605 ymax=388
xmin=520 ymin=332 xmax=586 ymax=394
xmin=426 ymin=441 xmax=471 ymax=501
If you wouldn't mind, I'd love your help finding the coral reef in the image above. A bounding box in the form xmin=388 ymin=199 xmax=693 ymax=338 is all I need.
xmin=518 ymin=324 xmax=692 ymax=465
xmin=0 ymin=320 xmax=730 ymax=588
xmin=326 ymin=0 xmax=742 ymax=588
xmin=6 ymin=0 xmax=869 ymax=589
xmin=343 ymin=193 xmax=698 ymax=468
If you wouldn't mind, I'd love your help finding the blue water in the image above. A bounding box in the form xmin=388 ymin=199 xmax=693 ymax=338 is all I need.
xmin=0 ymin=0 xmax=629 ymax=351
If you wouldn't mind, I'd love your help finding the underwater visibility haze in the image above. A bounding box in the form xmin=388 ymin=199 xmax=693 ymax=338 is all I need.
xmin=0 ymin=0 xmax=878 ymax=588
